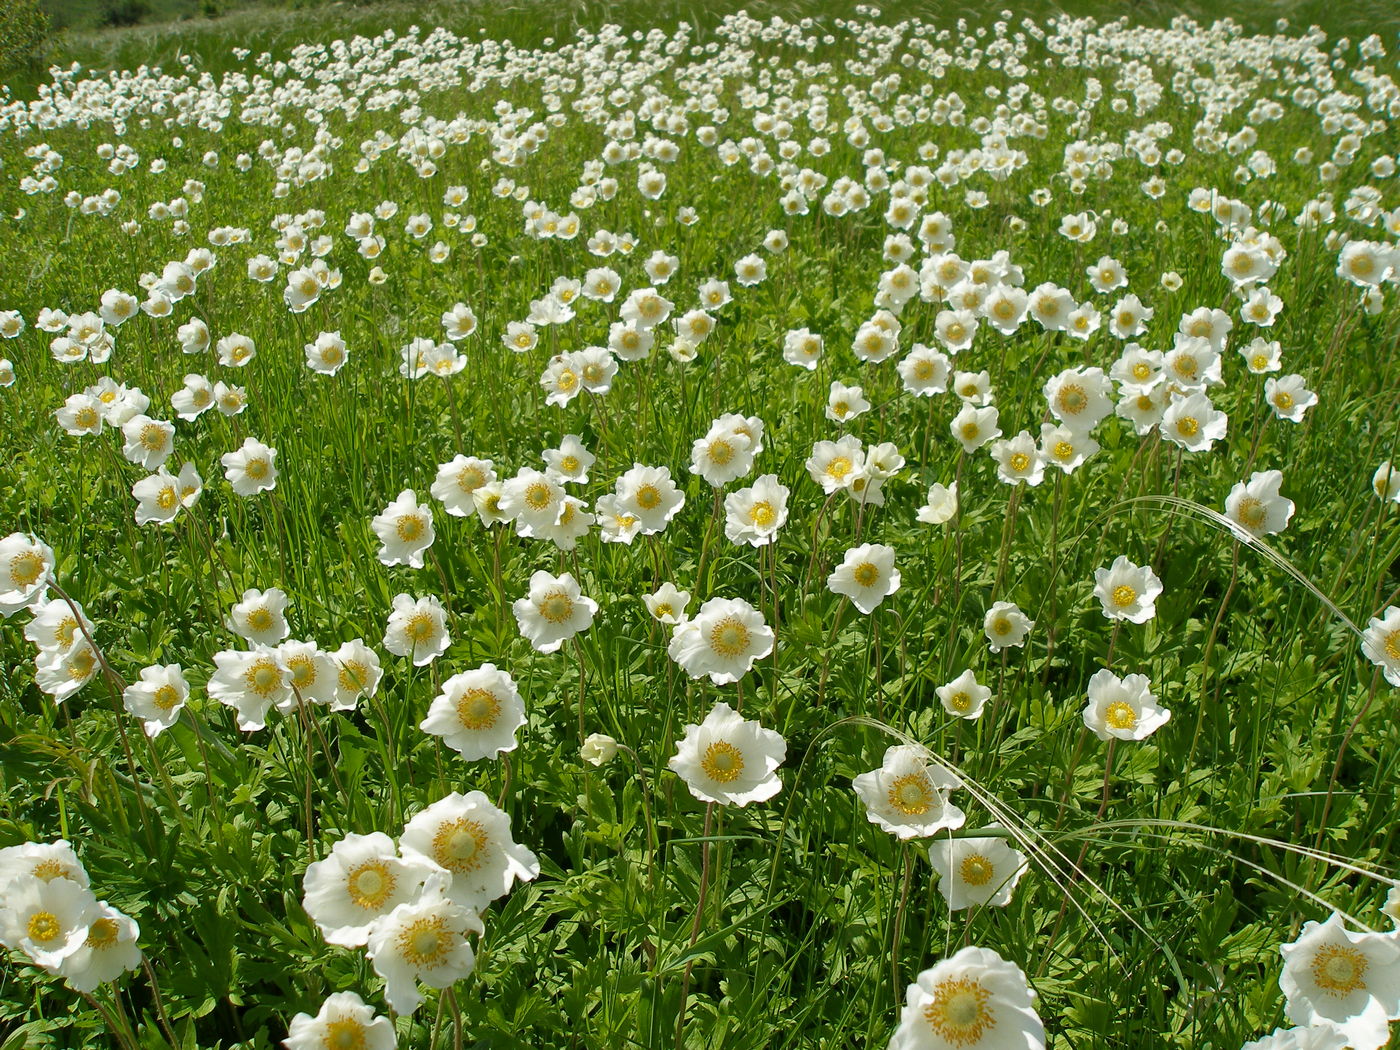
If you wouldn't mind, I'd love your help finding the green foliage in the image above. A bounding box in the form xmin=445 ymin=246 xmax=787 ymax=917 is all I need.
xmin=0 ymin=0 xmax=52 ymax=77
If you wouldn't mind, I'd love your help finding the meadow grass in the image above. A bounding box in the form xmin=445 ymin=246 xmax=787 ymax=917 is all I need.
xmin=1 ymin=2 xmax=1399 ymax=1048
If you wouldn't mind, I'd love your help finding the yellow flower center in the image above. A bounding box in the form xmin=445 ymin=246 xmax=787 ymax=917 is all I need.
xmin=992 ymin=617 xmax=1011 ymax=636
xmin=701 ymin=740 xmax=745 ymax=783
xmin=923 ymin=977 xmax=995 ymax=1045
xmin=1175 ymin=416 xmax=1199 ymax=438
xmin=456 ymin=688 xmax=501 ymax=730
xmin=1274 ymin=391 xmax=1294 ymax=411
xmin=1236 ymin=497 xmax=1266 ymax=530
xmin=347 ymin=860 xmax=396 ymax=910
xmin=397 ymin=915 xmax=452 ymax=967
xmin=244 ymin=658 xmax=283 ymax=697
xmin=994 ymin=300 xmax=1015 ymax=319
xmin=556 ymin=369 xmax=577 ymax=390
xmin=832 ymin=400 xmax=850 ymax=417
xmin=959 ymin=422 xmax=981 ymax=441
xmin=153 ymin=684 xmax=181 ymax=711
xmin=853 ymin=562 xmax=880 ymax=588
xmin=707 ymin=439 xmax=735 ymax=465
xmin=525 ymin=483 xmax=552 ymax=511
xmin=1311 ymin=943 xmax=1368 ymax=996
xmin=1132 ymin=362 xmax=1151 ymax=380
xmin=139 ymin=424 xmax=166 ymax=450
xmin=28 ymin=911 xmax=61 ymax=944
xmin=86 ymin=917 xmax=120 ymax=949
xmin=560 ymin=455 xmax=580 ymax=474
xmin=1008 ymin=452 xmax=1030 ymax=473
xmin=1172 ymin=356 xmax=1198 ymax=378
xmin=245 ymin=458 xmax=270 ymax=480
xmin=156 ymin=486 xmax=179 ymax=510
xmin=886 ymin=773 xmax=933 ymax=815
xmin=432 ymin=818 xmax=488 ymax=873
xmin=1056 ymin=384 xmax=1088 ymax=415
xmin=337 ymin=660 xmax=370 ymax=696
xmin=1251 ymin=354 xmax=1268 ymax=370
xmin=826 ymin=456 xmax=853 ymax=480
xmin=32 ymin=860 xmax=66 ymax=881
xmin=405 ymin=613 xmax=436 ymax=643
xmin=582 ymin=363 xmax=604 ymax=383
xmin=635 ymin=485 xmax=662 ymax=510
xmin=285 ymin=654 xmax=316 ymax=690
xmin=709 ymin=617 xmax=750 ymax=657
xmin=1105 ymin=701 xmax=1137 ymax=730
xmin=748 ymin=501 xmax=776 ymax=527
xmin=539 ymin=591 xmax=574 ymax=624
xmin=1385 ymin=630 xmax=1400 ymax=662
xmin=75 ymin=407 xmax=99 ymax=429
xmin=457 ymin=466 xmax=486 ymax=493
xmin=10 ymin=550 xmax=45 ymax=588
xmin=913 ymin=360 xmax=934 ymax=380
xmin=396 ymin=515 xmax=424 ymax=542
xmin=1052 ymin=440 xmax=1074 ymax=460
xmin=1112 ymin=585 xmax=1137 ymax=607
xmin=959 ymin=853 xmax=995 ymax=887
xmin=324 ymin=1017 xmax=368 ymax=1050
xmin=247 ymin=608 xmax=273 ymax=632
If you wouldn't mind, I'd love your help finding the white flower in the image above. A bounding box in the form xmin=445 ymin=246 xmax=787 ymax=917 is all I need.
xmin=668 ymin=597 xmax=774 ymax=685
xmin=304 ymin=331 xmax=348 ymax=375
xmin=951 ymin=404 xmax=1002 ymax=453
xmin=365 ymin=880 xmax=483 ymax=1017
xmin=371 ymin=490 xmax=435 ymax=569
xmin=852 ymin=744 xmax=964 ymax=839
xmin=691 ymin=421 xmax=755 ymax=487
xmin=0 ymin=840 xmax=88 ymax=887
xmin=56 ymin=901 xmax=142 ymax=993
xmin=23 ymin=597 xmax=92 ymax=655
xmin=1161 ymin=391 xmax=1227 ymax=453
xmin=1225 ymin=470 xmax=1294 ymax=540
xmin=0 ymin=875 xmax=100 ymax=971
xmin=1092 ymin=556 xmax=1162 ymax=624
xmin=543 ymin=434 xmax=595 ymax=485
xmin=1039 ymin=423 xmax=1099 ymax=475
xmin=498 ymin=468 xmax=566 ymax=538
xmin=328 ymin=639 xmax=382 ymax=710
xmin=283 ymin=992 xmax=396 ymax=1050
xmin=382 ymin=594 xmax=450 ymax=666
xmin=899 ymin=344 xmax=951 ymax=396
xmin=0 ymin=534 xmax=54 ymax=616
xmin=1239 ymin=1027 xmax=1348 ymax=1050
xmin=121 ymin=415 xmax=175 ymax=471
xmin=917 ymin=482 xmax=959 ymax=526
xmin=512 ymin=571 xmax=597 ymax=653
xmin=1044 ymin=367 xmax=1113 ymax=434
xmin=34 ymin=640 xmax=99 ymax=702
xmin=937 ymin=669 xmax=992 ymax=720
xmin=420 ymin=663 xmax=527 ymax=760
xmin=277 ymin=640 xmax=338 ymax=707
xmin=399 ymin=791 xmax=540 ymax=910
xmin=828 ymin=543 xmax=900 ymax=614
xmin=1083 ymin=669 xmax=1170 ymax=742
xmin=806 ymin=436 xmax=866 ymax=494
xmin=431 ymin=456 xmax=496 ymax=517
xmin=928 ymin=828 xmax=1029 ymax=910
xmin=724 ymin=474 xmax=790 ymax=547
xmin=615 ymin=464 xmax=686 ymax=534
xmin=889 ymin=946 xmax=1044 ymax=1050
xmin=1265 ymin=375 xmax=1317 ymax=423
xmin=644 ymin=583 xmax=691 ymax=626
xmin=208 ymin=645 xmax=290 ymax=730
xmin=984 ymin=601 xmax=1033 ymax=653
xmin=121 ymin=664 xmax=189 ymax=736
xmin=221 ymin=438 xmax=278 ymax=496
xmin=826 ymin=381 xmax=871 ymax=423
xmin=1361 ymin=606 xmax=1400 ymax=688
xmin=1279 ymin=913 xmax=1400 ymax=1050
xmin=1372 ymin=462 xmax=1400 ymax=504
xmin=991 ymin=431 xmax=1045 ymax=487
xmin=668 ymin=701 xmax=786 ymax=807
xmin=229 ymin=587 xmax=291 ymax=645
xmin=301 ymin=832 xmax=436 ymax=948
xmin=783 ymin=328 xmax=824 ymax=369
xmin=581 ymin=732 xmax=619 ymax=766
xmin=131 ymin=467 xmax=184 ymax=525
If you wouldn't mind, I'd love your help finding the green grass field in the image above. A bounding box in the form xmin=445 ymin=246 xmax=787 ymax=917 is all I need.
xmin=2 ymin=1 xmax=1400 ymax=1048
